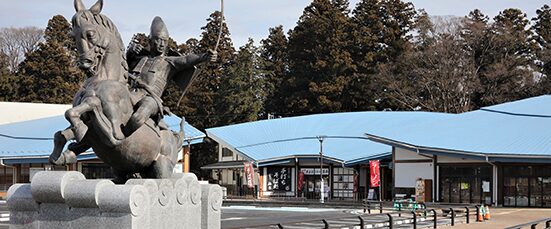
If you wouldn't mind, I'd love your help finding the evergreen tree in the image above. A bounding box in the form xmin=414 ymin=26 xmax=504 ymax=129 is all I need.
xmin=476 ymin=9 xmax=536 ymax=106
xmin=286 ymin=0 xmax=354 ymax=114
xmin=219 ymin=39 xmax=265 ymax=124
xmin=533 ymin=4 xmax=551 ymax=93
xmin=16 ymin=15 xmax=85 ymax=104
xmin=347 ymin=0 xmax=416 ymax=111
xmin=260 ymin=26 xmax=289 ymax=116
xmin=177 ymin=11 xmax=235 ymax=176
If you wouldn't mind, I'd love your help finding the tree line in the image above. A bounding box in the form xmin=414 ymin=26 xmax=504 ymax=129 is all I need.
xmin=0 ymin=0 xmax=550 ymax=175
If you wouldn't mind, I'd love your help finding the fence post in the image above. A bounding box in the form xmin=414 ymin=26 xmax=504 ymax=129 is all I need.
xmin=277 ymin=223 xmax=284 ymax=229
xmin=358 ymin=216 xmax=364 ymax=229
xmin=465 ymin=206 xmax=470 ymax=224
xmin=431 ymin=209 xmax=437 ymax=229
xmin=412 ymin=211 xmax=417 ymax=229
xmin=322 ymin=219 xmax=329 ymax=229
xmin=450 ymin=208 xmax=455 ymax=226
xmin=387 ymin=213 xmax=394 ymax=229
xmin=475 ymin=206 xmax=480 ymax=222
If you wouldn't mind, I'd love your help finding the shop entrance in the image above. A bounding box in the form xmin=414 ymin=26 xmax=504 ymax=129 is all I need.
xmin=439 ymin=165 xmax=492 ymax=204
xmin=304 ymin=175 xmax=328 ymax=199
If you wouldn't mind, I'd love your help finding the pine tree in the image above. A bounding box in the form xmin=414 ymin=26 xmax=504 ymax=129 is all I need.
xmin=16 ymin=15 xmax=85 ymax=104
xmin=286 ymin=0 xmax=354 ymax=114
xmin=476 ymin=9 xmax=537 ymax=106
xmin=260 ymin=26 xmax=289 ymax=116
xmin=178 ymin=11 xmax=235 ymax=176
xmin=347 ymin=0 xmax=416 ymax=111
xmin=533 ymin=4 xmax=551 ymax=94
xmin=219 ymin=39 xmax=265 ymax=124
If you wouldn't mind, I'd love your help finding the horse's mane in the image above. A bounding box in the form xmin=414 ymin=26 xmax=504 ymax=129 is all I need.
xmin=72 ymin=11 xmax=124 ymax=51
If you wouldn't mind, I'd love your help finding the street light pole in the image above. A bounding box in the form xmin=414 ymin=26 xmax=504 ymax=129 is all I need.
xmin=317 ymin=136 xmax=326 ymax=204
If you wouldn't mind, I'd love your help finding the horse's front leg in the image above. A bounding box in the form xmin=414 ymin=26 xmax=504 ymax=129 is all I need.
xmin=65 ymin=96 xmax=101 ymax=142
xmin=50 ymin=127 xmax=74 ymax=164
xmin=50 ymin=134 xmax=91 ymax=166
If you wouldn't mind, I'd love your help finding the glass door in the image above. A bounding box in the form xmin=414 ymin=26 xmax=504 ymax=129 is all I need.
xmin=503 ymin=177 xmax=516 ymax=207
xmin=530 ymin=177 xmax=543 ymax=207
xmin=516 ymin=178 xmax=529 ymax=207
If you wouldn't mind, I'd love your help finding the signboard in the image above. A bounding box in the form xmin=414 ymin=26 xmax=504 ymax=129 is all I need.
xmin=482 ymin=181 xmax=490 ymax=192
xmin=368 ymin=188 xmax=375 ymax=200
xmin=300 ymin=168 xmax=329 ymax=176
xmin=267 ymin=167 xmax=291 ymax=191
xmin=369 ymin=160 xmax=380 ymax=187
xmin=243 ymin=162 xmax=254 ymax=188
xmin=298 ymin=171 xmax=305 ymax=192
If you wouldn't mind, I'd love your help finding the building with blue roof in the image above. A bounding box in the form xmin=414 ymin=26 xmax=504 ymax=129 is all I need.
xmin=0 ymin=102 xmax=206 ymax=194
xmin=204 ymin=95 xmax=551 ymax=207
xmin=366 ymin=95 xmax=551 ymax=207
xmin=205 ymin=111 xmax=451 ymax=200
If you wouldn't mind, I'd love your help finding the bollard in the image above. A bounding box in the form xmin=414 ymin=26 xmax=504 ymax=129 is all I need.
xmin=322 ymin=219 xmax=329 ymax=229
xmin=387 ymin=213 xmax=394 ymax=229
xmin=358 ymin=216 xmax=364 ymax=229
xmin=277 ymin=223 xmax=284 ymax=229
xmin=431 ymin=209 xmax=437 ymax=229
xmin=412 ymin=211 xmax=417 ymax=229
xmin=546 ymin=220 xmax=551 ymax=228
xmin=465 ymin=206 xmax=470 ymax=224
xmin=379 ymin=202 xmax=383 ymax=213
xmin=531 ymin=223 xmax=537 ymax=229
xmin=450 ymin=208 xmax=455 ymax=226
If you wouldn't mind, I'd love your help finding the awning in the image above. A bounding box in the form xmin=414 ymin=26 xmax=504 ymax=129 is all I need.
xmin=201 ymin=160 xmax=249 ymax=170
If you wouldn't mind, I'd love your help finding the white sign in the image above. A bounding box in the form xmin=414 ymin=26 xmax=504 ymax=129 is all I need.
xmin=482 ymin=181 xmax=490 ymax=192
xmin=301 ymin=168 xmax=329 ymax=175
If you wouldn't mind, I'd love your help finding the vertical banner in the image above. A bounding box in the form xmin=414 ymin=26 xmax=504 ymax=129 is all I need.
xmin=298 ymin=170 xmax=305 ymax=192
xmin=369 ymin=160 xmax=380 ymax=187
xmin=244 ymin=162 xmax=254 ymax=188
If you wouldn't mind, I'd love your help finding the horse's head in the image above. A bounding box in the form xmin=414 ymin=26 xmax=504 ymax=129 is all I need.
xmin=71 ymin=0 xmax=125 ymax=78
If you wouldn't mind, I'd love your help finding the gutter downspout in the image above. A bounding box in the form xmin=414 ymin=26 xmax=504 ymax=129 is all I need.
xmin=485 ymin=156 xmax=498 ymax=207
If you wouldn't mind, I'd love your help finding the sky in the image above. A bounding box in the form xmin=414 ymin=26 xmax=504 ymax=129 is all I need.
xmin=0 ymin=0 xmax=549 ymax=48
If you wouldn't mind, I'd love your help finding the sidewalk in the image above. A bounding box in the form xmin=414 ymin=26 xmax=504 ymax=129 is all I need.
xmin=440 ymin=208 xmax=551 ymax=229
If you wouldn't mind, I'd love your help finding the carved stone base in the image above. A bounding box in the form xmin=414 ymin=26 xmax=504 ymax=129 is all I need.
xmin=7 ymin=171 xmax=222 ymax=229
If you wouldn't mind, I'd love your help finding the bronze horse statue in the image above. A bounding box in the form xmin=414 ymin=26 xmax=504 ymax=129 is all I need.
xmin=49 ymin=0 xmax=185 ymax=183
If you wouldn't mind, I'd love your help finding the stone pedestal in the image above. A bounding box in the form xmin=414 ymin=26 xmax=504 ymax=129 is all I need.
xmin=7 ymin=171 xmax=222 ymax=229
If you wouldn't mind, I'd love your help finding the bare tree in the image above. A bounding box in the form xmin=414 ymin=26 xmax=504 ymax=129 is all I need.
xmin=0 ymin=27 xmax=43 ymax=73
xmin=378 ymin=16 xmax=478 ymax=113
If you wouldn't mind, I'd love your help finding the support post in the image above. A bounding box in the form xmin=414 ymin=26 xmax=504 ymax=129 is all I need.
xmin=450 ymin=208 xmax=455 ymax=226
xmin=465 ymin=206 xmax=470 ymax=224
xmin=322 ymin=219 xmax=329 ymax=229
xmin=431 ymin=209 xmax=437 ymax=228
xmin=387 ymin=213 xmax=393 ymax=229
xmin=183 ymin=145 xmax=190 ymax=173
xmin=358 ymin=216 xmax=364 ymax=228
xmin=412 ymin=211 xmax=417 ymax=229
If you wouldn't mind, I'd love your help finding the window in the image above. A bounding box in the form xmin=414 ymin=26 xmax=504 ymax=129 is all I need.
xmin=222 ymin=148 xmax=233 ymax=157
xmin=333 ymin=167 xmax=355 ymax=198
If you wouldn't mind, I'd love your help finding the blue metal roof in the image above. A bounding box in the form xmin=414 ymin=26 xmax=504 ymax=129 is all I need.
xmin=206 ymin=111 xmax=451 ymax=163
xmin=0 ymin=114 xmax=205 ymax=159
xmin=366 ymin=95 xmax=551 ymax=161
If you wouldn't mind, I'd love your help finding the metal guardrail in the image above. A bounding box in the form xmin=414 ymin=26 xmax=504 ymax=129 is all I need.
xmin=240 ymin=205 xmax=484 ymax=229
xmin=504 ymin=217 xmax=551 ymax=229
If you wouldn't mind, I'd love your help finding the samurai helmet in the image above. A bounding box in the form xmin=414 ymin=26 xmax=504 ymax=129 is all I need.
xmin=150 ymin=16 xmax=169 ymax=39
